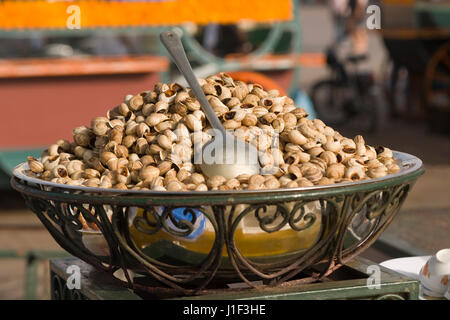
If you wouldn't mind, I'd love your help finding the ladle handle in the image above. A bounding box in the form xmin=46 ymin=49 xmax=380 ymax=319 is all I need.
xmin=160 ymin=31 xmax=226 ymax=134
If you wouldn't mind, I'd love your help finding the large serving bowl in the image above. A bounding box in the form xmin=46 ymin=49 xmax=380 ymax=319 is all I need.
xmin=11 ymin=151 xmax=423 ymax=293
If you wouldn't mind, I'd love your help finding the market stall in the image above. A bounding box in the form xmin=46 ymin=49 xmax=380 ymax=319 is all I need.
xmin=381 ymin=0 xmax=450 ymax=133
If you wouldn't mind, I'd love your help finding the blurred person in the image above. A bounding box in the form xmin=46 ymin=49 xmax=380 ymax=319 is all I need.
xmin=330 ymin=0 xmax=369 ymax=56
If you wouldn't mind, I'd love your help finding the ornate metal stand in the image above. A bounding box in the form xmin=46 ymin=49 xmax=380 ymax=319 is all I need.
xmin=11 ymin=151 xmax=424 ymax=296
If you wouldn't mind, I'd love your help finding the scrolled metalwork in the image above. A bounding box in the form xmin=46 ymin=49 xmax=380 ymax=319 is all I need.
xmin=288 ymin=200 xmax=319 ymax=231
xmin=160 ymin=207 xmax=199 ymax=237
xmin=253 ymin=203 xmax=290 ymax=233
xmin=133 ymin=207 xmax=163 ymax=235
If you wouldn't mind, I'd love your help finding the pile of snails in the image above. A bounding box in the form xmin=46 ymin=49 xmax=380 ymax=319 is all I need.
xmin=25 ymin=73 xmax=399 ymax=191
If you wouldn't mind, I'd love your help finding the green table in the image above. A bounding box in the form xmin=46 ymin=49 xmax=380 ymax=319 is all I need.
xmin=0 ymin=148 xmax=43 ymax=189
xmin=49 ymin=256 xmax=419 ymax=300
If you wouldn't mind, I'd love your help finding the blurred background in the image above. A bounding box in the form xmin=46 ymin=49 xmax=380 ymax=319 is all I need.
xmin=0 ymin=0 xmax=449 ymax=299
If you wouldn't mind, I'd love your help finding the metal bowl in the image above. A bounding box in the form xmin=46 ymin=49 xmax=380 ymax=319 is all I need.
xmin=11 ymin=151 xmax=424 ymax=293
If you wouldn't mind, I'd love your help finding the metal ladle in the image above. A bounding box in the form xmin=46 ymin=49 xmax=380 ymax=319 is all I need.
xmin=160 ymin=31 xmax=261 ymax=179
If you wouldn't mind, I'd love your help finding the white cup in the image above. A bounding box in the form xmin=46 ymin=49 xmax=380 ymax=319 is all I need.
xmin=419 ymin=248 xmax=450 ymax=298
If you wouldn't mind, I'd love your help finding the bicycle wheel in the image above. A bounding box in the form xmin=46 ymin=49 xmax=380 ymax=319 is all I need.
xmin=310 ymin=79 xmax=351 ymax=126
